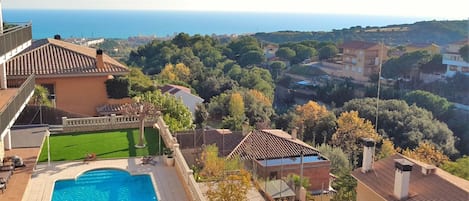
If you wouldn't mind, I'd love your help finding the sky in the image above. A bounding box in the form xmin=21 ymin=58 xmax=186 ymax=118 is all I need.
xmin=2 ymin=0 xmax=469 ymax=20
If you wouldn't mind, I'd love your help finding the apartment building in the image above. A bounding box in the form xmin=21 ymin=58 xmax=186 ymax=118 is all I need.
xmin=340 ymin=41 xmax=388 ymax=81
xmin=443 ymin=39 xmax=469 ymax=77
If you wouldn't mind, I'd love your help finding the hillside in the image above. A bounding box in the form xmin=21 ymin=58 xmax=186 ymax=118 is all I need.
xmin=254 ymin=20 xmax=468 ymax=45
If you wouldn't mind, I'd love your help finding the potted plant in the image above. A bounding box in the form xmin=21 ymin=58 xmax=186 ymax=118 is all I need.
xmin=163 ymin=147 xmax=175 ymax=166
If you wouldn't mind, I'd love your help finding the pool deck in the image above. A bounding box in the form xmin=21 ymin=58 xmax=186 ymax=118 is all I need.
xmin=22 ymin=157 xmax=189 ymax=201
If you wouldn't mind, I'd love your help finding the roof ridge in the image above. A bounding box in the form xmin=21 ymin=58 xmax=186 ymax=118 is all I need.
xmin=226 ymin=131 xmax=252 ymax=159
xmin=261 ymin=129 xmax=318 ymax=152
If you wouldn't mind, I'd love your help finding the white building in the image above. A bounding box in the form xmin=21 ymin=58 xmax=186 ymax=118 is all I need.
xmin=443 ymin=39 xmax=469 ymax=77
xmin=0 ymin=2 xmax=35 ymax=161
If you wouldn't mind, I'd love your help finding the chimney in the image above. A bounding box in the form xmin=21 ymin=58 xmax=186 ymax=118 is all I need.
xmin=361 ymin=138 xmax=375 ymax=173
xmin=421 ymin=164 xmax=436 ymax=175
xmin=96 ymin=49 xmax=105 ymax=69
xmin=394 ymin=159 xmax=414 ymax=200
xmin=291 ymin=127 xmax=298 ymax=140
xmin=54 ymin=34 xmax=61 ymax=40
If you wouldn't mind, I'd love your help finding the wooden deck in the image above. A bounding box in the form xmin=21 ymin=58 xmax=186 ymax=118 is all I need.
xmin=0 ymin=147 xmax=40 ymax=201
xmin=0 ymin=88 xmax=18 ymax=112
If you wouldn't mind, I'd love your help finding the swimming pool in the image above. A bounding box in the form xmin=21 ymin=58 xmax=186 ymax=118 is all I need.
xmin=52 ymin=169 xmax=158 ymax=201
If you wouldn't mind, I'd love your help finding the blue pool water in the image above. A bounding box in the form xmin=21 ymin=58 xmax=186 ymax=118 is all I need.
xmin=259 ymin=155 xmax=325 ymax=166
xmin=52 ymin=169 xmax=157 ymax=201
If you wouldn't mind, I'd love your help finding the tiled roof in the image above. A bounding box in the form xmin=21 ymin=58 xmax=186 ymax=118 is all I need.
xmin=175 ymin=129 xmax=244 ymax=156
xmin=228 ymin=129 xmax=320 ymax=160
xmin=5 ymin=38 xmax=129 ymax=77
xmin=352 ymin=154 xmax=469 ymax=201
xmin=96 ymin=104 xmax=126 ymax=115
xmin=159 ymin=84 xmax=191 ymax=94
xmin=340 ymin=40 xmax=379 ymax=50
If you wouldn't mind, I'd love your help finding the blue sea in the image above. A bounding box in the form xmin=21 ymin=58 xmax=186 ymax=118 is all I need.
xmin=3 ymin=9 xmax=428 ymax=39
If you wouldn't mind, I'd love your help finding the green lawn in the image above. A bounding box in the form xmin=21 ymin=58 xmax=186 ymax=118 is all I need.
xmin=38 ymin=128 xmax=164 ymax=162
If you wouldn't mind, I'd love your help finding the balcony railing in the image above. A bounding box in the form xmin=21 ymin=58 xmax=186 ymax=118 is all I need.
xmin=0 ymin=74 xmax=35 ymax=133
xmin=0 ymin=23 xmax=32 ymax=57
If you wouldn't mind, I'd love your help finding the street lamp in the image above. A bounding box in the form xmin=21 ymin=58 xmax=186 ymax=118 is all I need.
xmin=46 ymin=129 xmax=50 ymax=166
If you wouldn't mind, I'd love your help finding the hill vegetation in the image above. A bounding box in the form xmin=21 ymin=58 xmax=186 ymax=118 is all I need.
xmin=254 ymin=20 xmax=468 ymax=45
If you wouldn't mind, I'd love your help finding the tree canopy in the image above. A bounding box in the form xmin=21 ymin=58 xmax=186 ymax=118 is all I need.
xmin=340 ymin=98 xmax=458 ymax=156
xmin=403 ymin=90 xmax=453 ymax=120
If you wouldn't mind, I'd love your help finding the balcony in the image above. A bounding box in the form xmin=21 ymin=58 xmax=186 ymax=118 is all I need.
xmin=0 ymin=74 xmax=35 ymax=134
xmin=0 ymin=23 xmax=32 ymax=62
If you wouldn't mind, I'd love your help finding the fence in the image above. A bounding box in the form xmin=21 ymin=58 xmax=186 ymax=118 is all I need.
xmin=61 ymin=114 xmax=157 ymax=133
xmin=155 ymin=117 xmax=205 ymax=201
xmin=0 ymin=74 xmax=35 ymax=134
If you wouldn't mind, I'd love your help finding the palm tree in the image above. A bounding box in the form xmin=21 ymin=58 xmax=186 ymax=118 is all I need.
xmin=31 ymin=85 xmax=52 ymax=124
xmin=121 ymin=101 xmax=161 ymax=148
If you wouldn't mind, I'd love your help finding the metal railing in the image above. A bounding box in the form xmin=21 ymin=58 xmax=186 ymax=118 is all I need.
xmin=0 ymin=23 xmax=32 ymax=57
xmin=0 ymin=74 xmax=35 ymax=133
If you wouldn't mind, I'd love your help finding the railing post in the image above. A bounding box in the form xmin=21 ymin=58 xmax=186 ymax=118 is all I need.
xmin=62 ymin=117 xmax=67 ymax=127
xmin=110 ymin=114 xmax=116 ymax=124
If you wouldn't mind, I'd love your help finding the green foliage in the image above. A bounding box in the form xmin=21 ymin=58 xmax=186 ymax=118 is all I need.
xmin=286 ymin=174 xmax=310 ymax=189
xmin=223 ymin=93 xmax=246 ymax=130
xmin=239 ymin=50 xmax=265 ymax=67
xmin=382 ymin=50 xmax=432 ymax=78
xmin=140 ymin=91 xmax=193 ymax=132
xmin=459 ymin=44 xmax=469 ymax=63
xmin=254 ymin=20 xmax=468 ymax=45
xmin=315 ymin=144 xmax=351 ymax=175
xmin=127 ymin=67 xmax=154 ymax=96
xmin=331 ymin=174 xmax=357 ymax=201
xmin=403 ymin=90 xmax=453 ymax=120
xmin=269 ymin=61 xmax=286 ymax=80
xmin=317 ymin=78 xmax=356 ymax=107
xmin=32 ymin=85 xmax=52 ymax=107
xmin=420 ymin=54 xmax=446 ymax=73
xmin=340 ymin=98 xmax=458 ymax=156
xmin=195 ymin=103 xmax=209 ymax=129
xmin=209 ymin=89 xmax=274 ymax=128
xmin=276 ymin=47 xmax=296 ymax=60
xmin=318 ymin=44 xmax=339 ymax=60
xmin=442 ymin=156 xmax=469 ymax=180
xmin=105 ymin=77 xmax=130 ymax=98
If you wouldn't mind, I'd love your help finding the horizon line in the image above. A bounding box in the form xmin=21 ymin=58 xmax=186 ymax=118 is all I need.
xmin=3 ymin=8 xmax=467 ymax=20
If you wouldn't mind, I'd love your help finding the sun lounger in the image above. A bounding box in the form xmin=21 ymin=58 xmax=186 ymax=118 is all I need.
xmin=84 ymin=153 xmax=97 ymax=163
xmin=0 ymin=169 xmax=12 ymax=184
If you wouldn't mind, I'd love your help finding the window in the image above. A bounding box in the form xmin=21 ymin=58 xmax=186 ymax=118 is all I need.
xmin=462 ymin=67 xmax=469 ymax=72
xmin=449 ymin=65 xmax=458 ymax=71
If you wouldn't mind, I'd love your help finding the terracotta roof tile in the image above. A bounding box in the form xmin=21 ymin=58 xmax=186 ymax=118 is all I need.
xmin=340 ymin=40 xmax=379 ymax=50
xmin=228 ymin=129 xmax=320 ymax=160
xmin=5 ymin=38 xmax=129 ymax=77
xmin=159 ymin=84 xmax=191 ymax=94
xmin=352 ymin=154 xmax=469 ymax=201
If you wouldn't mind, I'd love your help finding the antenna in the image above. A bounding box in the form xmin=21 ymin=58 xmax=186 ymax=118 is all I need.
xmin=375 ymin=41 xmax=384 ymax=133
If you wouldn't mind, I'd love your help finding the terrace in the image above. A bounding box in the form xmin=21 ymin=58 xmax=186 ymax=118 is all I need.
xmin=11 ymin=128 xmax=190 ymax=201
xmin=0 ymin=22 xmax=32 ymax=62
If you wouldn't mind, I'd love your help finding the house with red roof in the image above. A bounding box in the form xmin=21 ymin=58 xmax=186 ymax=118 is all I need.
xmin=159 ymin=84 xmax=204 ymax=118
xmin=5 ymin=37 xmax=130 ymax=116
xmin=352 ymin=139 xmax=469 ymax=201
